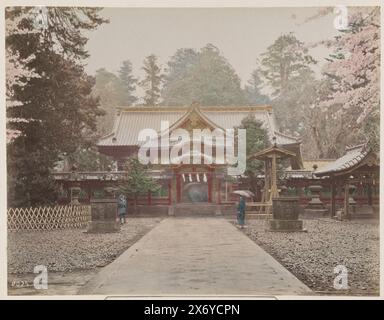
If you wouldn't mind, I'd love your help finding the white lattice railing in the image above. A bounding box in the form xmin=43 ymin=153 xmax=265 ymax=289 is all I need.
xmin=7 ymin=205 xmax=91 ymax=232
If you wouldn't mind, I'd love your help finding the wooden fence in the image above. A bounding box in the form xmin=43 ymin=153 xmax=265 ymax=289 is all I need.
xmin=7 ymin=205 xmax=91 ymax=232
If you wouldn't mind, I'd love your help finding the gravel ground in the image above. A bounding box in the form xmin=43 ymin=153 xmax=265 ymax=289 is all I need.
xmin=8 ymin=217 xmax=163 ymax=274
xmin=236 ymin=218 xmax=380 ymax=296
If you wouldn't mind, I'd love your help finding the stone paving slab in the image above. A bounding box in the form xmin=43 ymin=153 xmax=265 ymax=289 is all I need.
xmin=79 ymin=217 xmax=312 ymax=296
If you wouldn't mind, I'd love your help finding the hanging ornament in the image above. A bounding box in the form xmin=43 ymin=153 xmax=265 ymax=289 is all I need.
xmin=182 ymin=174 xmax=185 ymax=182
xmin=203 ymin=173 xmax=207 ymax=183
xmin=189 ymin=173 xmax=193 ymax=182
xmin=196 ymin=173 xmax=200 ymax=182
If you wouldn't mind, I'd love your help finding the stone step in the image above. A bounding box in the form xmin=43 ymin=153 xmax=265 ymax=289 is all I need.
xmin=172 ymin=203 xmax=218 ymax=216
xmin=352 ymin=213 xmax=375 ymax=219
xmin=246 ymin=210 xmax=270 ymax=214
xmin=247 ymin=214 xmax=273 ymax=220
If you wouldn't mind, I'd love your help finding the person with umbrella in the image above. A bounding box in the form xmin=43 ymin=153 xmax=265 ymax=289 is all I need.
xmin=237 ymin=195 xmax=246 ymax=228
xmin=117 ymin=193 xmax=127 ymax=225
xmin=233 ymin=190 xmax=253 ymax=228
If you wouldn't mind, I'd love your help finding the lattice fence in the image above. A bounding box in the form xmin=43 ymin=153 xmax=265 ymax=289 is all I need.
xmin=8 ymin=205 xmax=91 ymax=232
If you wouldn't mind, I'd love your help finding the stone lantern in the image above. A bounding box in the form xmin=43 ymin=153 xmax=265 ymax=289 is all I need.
xmin=348 ymin=184 xmax=357 ymax=205
xmin=87 ymin=186 xmax=120 ymax=233
xmin=279 ymin=185 xmax=288 ymax=196
xmin=70 ymin=185 xmax=81 ymax=205
xmin=69 ymin=164 xmax=81 ymax=205
xmin=343 ymin=184 xmax=357 ymax=219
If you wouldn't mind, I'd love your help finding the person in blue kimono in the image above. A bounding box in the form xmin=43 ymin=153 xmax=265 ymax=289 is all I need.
xmin=237 ymin=196 xmax=246 ymax=228
xmin=117 ymin=194 xmax=127 ymax=225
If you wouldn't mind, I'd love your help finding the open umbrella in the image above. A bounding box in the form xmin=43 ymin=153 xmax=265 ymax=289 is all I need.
xmin=232 ymin=190 xmax=254 ymax=198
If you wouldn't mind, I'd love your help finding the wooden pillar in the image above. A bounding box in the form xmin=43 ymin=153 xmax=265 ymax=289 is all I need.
xmin=344 ymin=181 xmax=350 ymax=220
xmin=176 ymin=174 xmax=181 ymax=203
xmin=330 ymin=178 xmax=336 ymax=217
xmin=208 ymin=173 xmax=212 ymax=203
xmin=89 ymin=185 xmax=94 ymax=203
xmin=171 ymin=173 xmax=178 ymax=204
xmin=367 ymin=183 xmax=373 ymax=206
xmin=263 ymin=159 xmax=270 ymax=203
xmin=270 ymin=154 xmax=278 ymax=200
xmin=148 ymin=192 xmax=151 ymax=205
xmin=168 ymin=179 xmax=172 ymax=205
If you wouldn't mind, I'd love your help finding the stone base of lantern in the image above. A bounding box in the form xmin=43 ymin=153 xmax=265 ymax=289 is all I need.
xmin=302 ymin=208 xmax=329 ymax=218
xmin=87 ymin=220 xmax=120 ymax=233
xmin=269 ymin=197 xmax=306 ymax=232
xmin=269 ymin=219 xmax=306 ymax=232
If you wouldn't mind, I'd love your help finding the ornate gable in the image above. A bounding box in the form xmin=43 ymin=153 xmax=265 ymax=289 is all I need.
xmin=167 ymin=104 xmax=223 ymax=135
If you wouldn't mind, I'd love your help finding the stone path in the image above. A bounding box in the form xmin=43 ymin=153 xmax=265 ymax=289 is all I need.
xmin=80 ymin=217 xmax=311 ymax=296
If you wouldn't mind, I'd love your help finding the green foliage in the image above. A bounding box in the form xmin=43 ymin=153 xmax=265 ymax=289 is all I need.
xmin=6 ymin=7 xmax=107 ymax=207
xmin=259 ymin=33 xmax=317 ymax=135
xmin=162 ymin=48 xmax=199 ymax=105
xmin=364 ymin=113 xmax=380 ymax=153
xmin=140 ymin=54 xmax=164 ymax=106
xmin=65 ymin=146 xmax=113 ymax=171
xmin=238 ymin=115 xmax=270 ymax=178
xmin=260 ymin=33 xmax=317 ymax=97
xmin=244 ymin=70 xmax=270 ymax=105
xmin=164 ymin=48 xmax=199 ymax=84
xmin=162 ymin=44 xmax=247 ymax=106
xmin=93 ymin=61 xmax=137 ymax=134
xmin=93 ymin=68 xmax=126 ymax=134
xmin=272 ymin=69 xmax=318 ymax=135
xmin=235 ymin=115 xmax=270 ymax=195
xmin=7 ymin=148 xmax=59 ymax=207
xmin=119 ymin=157 xmax=160 ymax=198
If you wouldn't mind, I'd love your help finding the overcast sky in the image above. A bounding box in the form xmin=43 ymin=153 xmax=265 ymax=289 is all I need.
xmin=84 ymin=7 xmax=339 ymax=87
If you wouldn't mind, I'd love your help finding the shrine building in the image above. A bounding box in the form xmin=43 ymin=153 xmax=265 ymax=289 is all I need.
xmin=53 ymin=104 xmax=379 ymax=217
xmin=95 ymin=104 xmax=302 ymax=214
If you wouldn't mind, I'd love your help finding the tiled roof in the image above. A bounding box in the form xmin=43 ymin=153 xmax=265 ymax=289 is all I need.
xmin=282 ymin=170 xmax=315 ymax=179
xmin=98 ymin=106 xmax=299 ymax=147
xmin=249 ymin=145 xmax=297 ymax=160
xmin=294 ymin=159 xmax=336 ymax=171
xmin=314 ymin=144 xmax=369 ymax=176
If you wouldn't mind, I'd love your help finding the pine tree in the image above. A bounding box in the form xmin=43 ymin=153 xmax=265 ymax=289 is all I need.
xmin=260 ymin=33 xmax=316 ymax=97
xmin=238 ymin=115 xmax=270 ymax=195
xmin=140 ymin=54 xmax=163 ymax=106
xmin=6 ymin=7 xmax=107 ymax=207
xmin=94 ymin=68 xmax=126 ymax=134
xmin=162 ymin=48 xmax=199 ymax=105
xmin=118 ymin=60 xmax=138 ymax=105
xmin=259 ymin=33 xmax=317 ymax=134
xmin=162 ymin=44 xmax=246 ymax=106
xmin=244 ymin=70 xmax=270 ymax=105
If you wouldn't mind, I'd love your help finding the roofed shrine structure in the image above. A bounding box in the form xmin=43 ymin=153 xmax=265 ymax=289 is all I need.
xmin=314 ymin=144 xmax=379 ymax=219
xmin=53 ymin=105 xmax=379 ymax=218
xmin=97 ymin=104 xmax=302 ymax=168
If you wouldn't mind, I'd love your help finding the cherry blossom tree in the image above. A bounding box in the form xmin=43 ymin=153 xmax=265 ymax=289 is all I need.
xmin=302 ymin=7 xmax=380 ymax=158
xmin=5 ymin=8 xmax=39 ymax=143
xmin=320 ymin=7 xmax=380 ymax=150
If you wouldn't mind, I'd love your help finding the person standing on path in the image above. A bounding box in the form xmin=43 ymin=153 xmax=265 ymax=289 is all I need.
xmin=237 ymin=195 xmax=246 ymax=228
xmin=117 ymin=194 xmax=127 ymax=225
